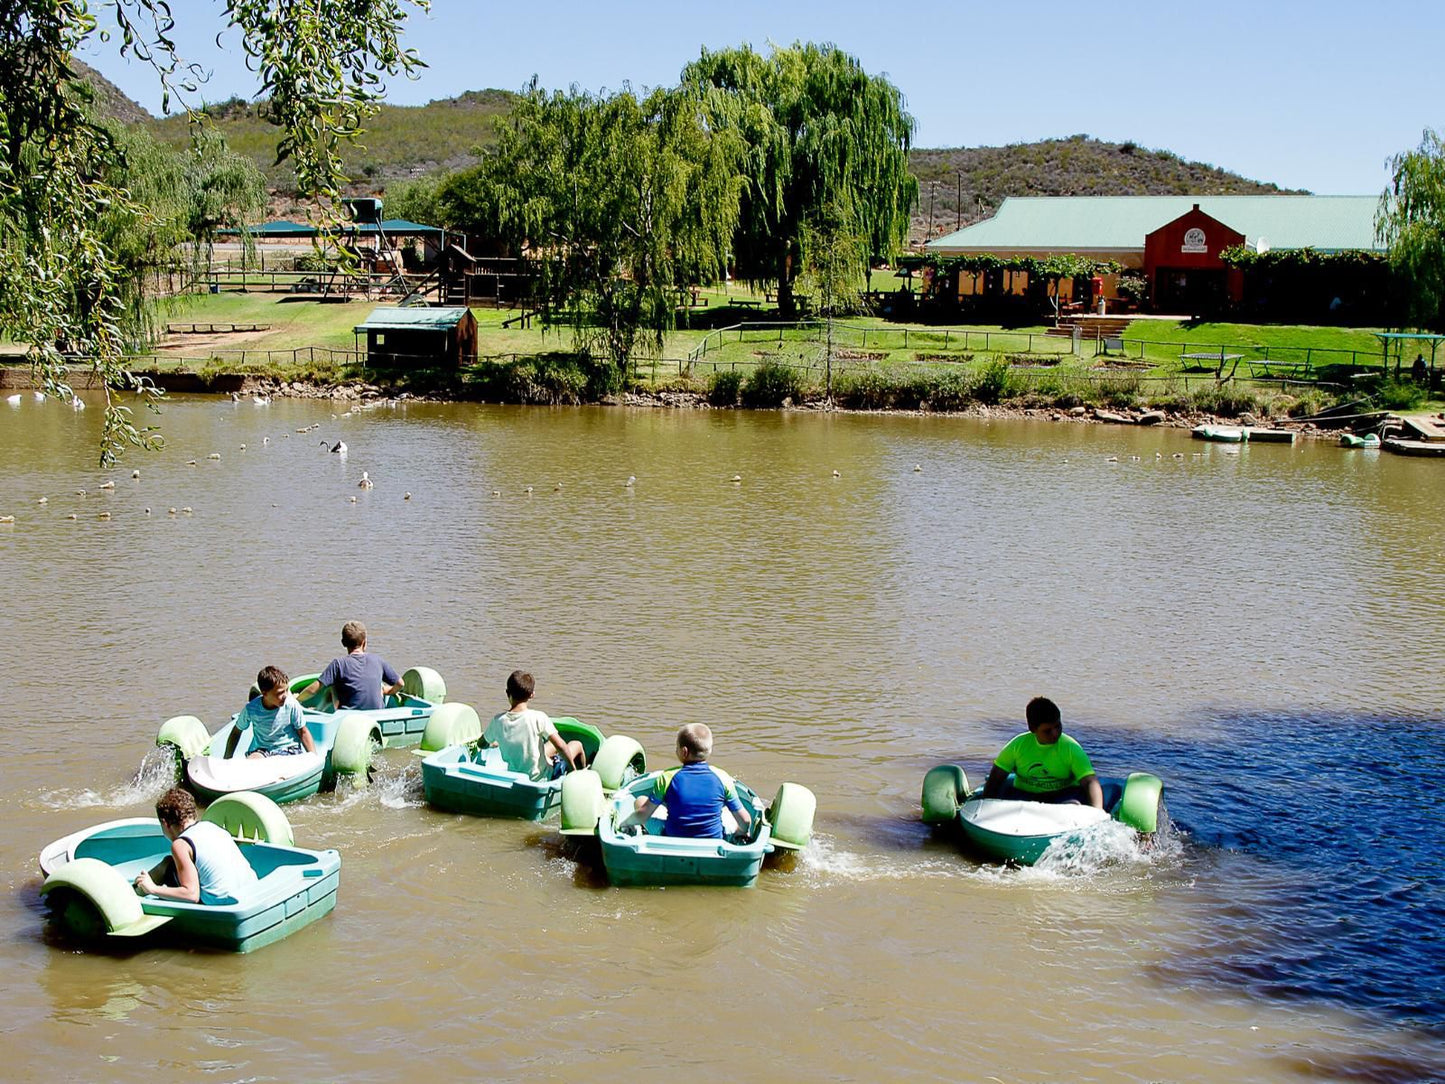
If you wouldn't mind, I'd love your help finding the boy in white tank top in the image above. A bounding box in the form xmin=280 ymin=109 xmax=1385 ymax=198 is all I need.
xmin=134 ymin=788 xmax=259 ymax=905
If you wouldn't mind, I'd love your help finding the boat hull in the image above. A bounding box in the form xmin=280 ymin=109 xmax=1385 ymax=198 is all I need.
xmin=186 ymin=751 xmax=326 ymax=806
xmin=422 ymin=746 xmax=561 ymax=820
xmin=958 ymin=798 xmax=1111 ymax=865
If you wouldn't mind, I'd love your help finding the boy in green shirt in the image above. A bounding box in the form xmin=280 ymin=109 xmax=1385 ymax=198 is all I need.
xmin=981 ymin=697 xmax=1103 ymax=808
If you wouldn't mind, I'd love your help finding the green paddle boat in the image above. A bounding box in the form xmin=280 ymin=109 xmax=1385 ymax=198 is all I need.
xmin=559 ymin=769 xmax=816 ymax=887
xmin=157 ymin=706 xmax=387 ymax=805
xmin=39 ymin=792 xmax=340 ymax=953
xmin=921 ymin=765 xmax=1163 ymax=866
xmin=421 ymin=714 xmax=647 ymax=820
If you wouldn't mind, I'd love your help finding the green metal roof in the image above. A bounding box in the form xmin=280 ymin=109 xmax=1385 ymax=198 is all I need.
xmin=223 ymin=218 xmax=444 ymax=238
xmin=926 ymin=195 xmax=1383 ymax=254
xmin=354 ymin=307 xmax=471 ymax=332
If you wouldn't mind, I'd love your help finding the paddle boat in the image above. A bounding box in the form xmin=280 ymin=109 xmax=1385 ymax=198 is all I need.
xmin=920 ymin=765 xmax=1162 ymax=866
xmin=421 ymin=714 xmax=648 ymax=820
xmin=1340 ymin=432 xmax=1382 ymax=448
xmin=558 ymin=768 xmax=816 ymax=887
xmin=157 ymin=699 xmax=479 ymax=809
xmin=1192 ymin=424 xmax=1246 ymax=443
xmin=39 ymin=792 xmax=340 ymax=953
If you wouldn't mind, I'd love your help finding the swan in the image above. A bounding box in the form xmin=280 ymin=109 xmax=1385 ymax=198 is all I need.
xmin=0 ymin=515 xmax=14 ymax=524
xmin=253 ymin=395 xmax=271 ymax=405
xmin=97 ymin=480 xmax=115 ymax=490
xmin=5 ymin=394 xmax=19 ymax=405
xmin=625 ymin=475 xmax=636 ymax=487
xmin=913 ymin=464 xmax=922 ymax=472
xmin=832 ymin=469 xmax=841 ymax=478
xmin=731 ymin=475 xmax=742 ymax=483
xmin=329 ymin=441 xmax=347 ymax=455
xmin=524 ymin=485 xmax=533 ymax=495
xmin=97 ymin=511 xmax=111 ymax=520
xmin=33 ymin=391 xmax=44 ymax=401
xmin=207 ymin=453 xmax=221 ymax=460
xmin=131 ymin=469 xmax=140 ymax=479
xmin=403 ymin=492 xmax=412 ymax=501
xmin=358 ymin=472 xmax=373 ymax=489
xmin=71 ymin=397 xmax=85 ymax=411
xmin=37 ymin=497 xmax=47 ymax=504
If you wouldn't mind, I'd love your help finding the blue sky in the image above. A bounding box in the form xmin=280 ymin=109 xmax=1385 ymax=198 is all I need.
xmin=81 ymin=0 xmax=1444 ymax=195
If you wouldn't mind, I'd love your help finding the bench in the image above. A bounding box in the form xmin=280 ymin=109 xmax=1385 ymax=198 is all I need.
xmin=1096 ymin=336 xmax=1125 ymax=356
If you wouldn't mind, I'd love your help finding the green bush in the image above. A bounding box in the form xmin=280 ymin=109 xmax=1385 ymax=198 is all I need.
xmin=1371 ymin=378 xmax=1426 ymax=411
xmin=1188 ymin=383 xmax=1264 ymax=417
xmin=970 ymin=358 xmax=1014 ymax=404
xmin=467 ymin=352 xmax=592 ymax=404
xmin=707 ymin=368 xmax=743 ymax=406
xmin=742 ymin=359 xmax=810 ymax=407
xmin=833 ymin=366 xmax=925 ymax=410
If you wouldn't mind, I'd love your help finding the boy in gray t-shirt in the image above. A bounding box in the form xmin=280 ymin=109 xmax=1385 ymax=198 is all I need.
xmin=299 ymin=621 xmax=402 ymax=711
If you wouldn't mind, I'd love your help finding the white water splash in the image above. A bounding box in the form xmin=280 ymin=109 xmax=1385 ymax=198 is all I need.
xmin=38 ymin=747 xmax=177 ymax=811
xmin=798 ymin=833 xmax=972 ymax=884
xmin=331 ymin=757 xmax=423 ymax=811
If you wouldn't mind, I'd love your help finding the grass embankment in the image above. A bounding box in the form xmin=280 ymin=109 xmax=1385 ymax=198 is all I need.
xmin=94 ymin=290 xmax=1439 ymax=418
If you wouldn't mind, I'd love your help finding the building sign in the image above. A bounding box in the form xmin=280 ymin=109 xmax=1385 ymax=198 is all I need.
xmin=1181 ymin=227 xmax=1207 ymax=253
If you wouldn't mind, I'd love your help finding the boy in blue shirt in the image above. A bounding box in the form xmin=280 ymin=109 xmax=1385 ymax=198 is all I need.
xmin=635 ymin=723 xmax=753 ymax=839
xmin=981 ymin=696 xmax=1102 ymax=808
xmin=224 ymin=666 xmax=316 ymax=758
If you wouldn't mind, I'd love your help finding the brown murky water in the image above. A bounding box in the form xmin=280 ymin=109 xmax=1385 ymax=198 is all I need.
xmin=2 ymin=394 xmax=1443 ymax=1082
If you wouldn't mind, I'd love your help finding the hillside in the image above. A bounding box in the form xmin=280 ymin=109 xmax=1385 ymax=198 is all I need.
xmin=146 ymin=89 xmax=514 ymax=189
xmin=909 ymin=135 xmax=1306 ymax=242
xmin=77 ymin=70 xmax=1305 ymax=245
xmin=72 ymin=59 xmax=153 ymax=125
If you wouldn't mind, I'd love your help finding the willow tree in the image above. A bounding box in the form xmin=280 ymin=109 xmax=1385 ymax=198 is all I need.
xmin=680 ymin=43 xmax=917 ymax=318
xmin=483 ymin=82 xmax=743 ymax=385
xmin=1377 ymin=128 xmax=1445 ymax=331
xmin=0 ymin=1 xmax=426 ymax=465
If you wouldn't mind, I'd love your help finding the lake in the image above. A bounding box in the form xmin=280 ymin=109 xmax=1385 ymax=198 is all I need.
xmin=2 ymin=394 xmax=1442 ymax=1082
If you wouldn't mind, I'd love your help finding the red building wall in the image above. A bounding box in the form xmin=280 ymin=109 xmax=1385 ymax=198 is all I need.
xmin=1144 ymin=205 xmax=1245 ymax=308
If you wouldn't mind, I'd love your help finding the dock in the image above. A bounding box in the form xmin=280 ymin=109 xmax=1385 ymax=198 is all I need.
xmin=1383 ymin=438 xmax=1445 ymax=458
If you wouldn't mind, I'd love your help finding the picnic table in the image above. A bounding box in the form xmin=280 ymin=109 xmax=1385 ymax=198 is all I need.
xmin=1180 ymin=350 xmax=1244 ymax=378
xmin=730 ymin=298 xmax=762 ymax=309
xmin=1246 ymin=358 xmax=1309 ymax=379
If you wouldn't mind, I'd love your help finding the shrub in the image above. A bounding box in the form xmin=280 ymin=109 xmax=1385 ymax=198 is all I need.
xmin=1284 ymin=388 xmax=1334 ymax=418
xmin=1371 ymin=378 xmax=1426 ymax=411
xmin=970 ymin=358 xmax=1014 ymax=404
xmin=1188 ymin=383 xmax=1264 ymax=417
xmin=742 ymin=359 xmax=810 ymax=407
xmin=924 ymin=368 xmax=977 ymax=411
xmin=707 ymin=369 xmax=744 ymax=406
xmin=467 ymin=352 xmax=592 ymax=404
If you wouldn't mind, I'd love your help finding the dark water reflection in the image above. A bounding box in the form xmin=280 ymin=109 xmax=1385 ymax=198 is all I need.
xmin=1090 ymin=712 xmax=1445 ymax=1033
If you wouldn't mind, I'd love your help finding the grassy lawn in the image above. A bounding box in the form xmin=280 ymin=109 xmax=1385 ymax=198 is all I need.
xmin=1121 ymin=320 xmax=1389 ymax=370
xmin=118 ymin=291 xmax=1435 ymax=404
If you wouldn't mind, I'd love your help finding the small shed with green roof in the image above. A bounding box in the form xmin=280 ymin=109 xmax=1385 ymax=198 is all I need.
xmin=353 ymin=306 xmax=477 ymax=369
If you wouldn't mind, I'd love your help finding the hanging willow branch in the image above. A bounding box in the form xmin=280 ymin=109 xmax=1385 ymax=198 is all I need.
xmin=0 ymin=1 xmax=426 ymax=465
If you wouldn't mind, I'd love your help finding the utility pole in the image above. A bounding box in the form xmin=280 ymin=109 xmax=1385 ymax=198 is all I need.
xmin=956 ymin=171 xmax=963 ymax=230
xmin=927 ymin=181 xmax=936 ymax=237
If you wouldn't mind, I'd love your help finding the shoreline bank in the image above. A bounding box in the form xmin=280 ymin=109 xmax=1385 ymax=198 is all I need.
xmin=0 ymin=363 xmax=1355 ymax=438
